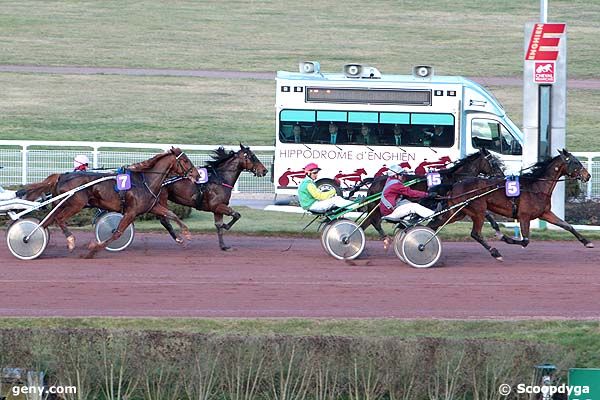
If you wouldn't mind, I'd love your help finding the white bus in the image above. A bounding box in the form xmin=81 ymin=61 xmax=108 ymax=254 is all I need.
xmin=273 ymin=62 xmax=523 ymax=196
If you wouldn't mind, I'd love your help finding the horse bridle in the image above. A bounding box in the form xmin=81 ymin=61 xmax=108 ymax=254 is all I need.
xmin=242 ymin=150 xmax=263 ymax=176
xmin=174 ymin=151 xmax=196 ymax=180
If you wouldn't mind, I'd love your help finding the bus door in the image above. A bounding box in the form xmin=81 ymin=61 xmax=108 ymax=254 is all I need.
xmin=465 ymin=114 xmax=523 ymax=175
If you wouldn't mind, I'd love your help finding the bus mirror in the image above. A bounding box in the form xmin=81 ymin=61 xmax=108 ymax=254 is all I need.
xmin=413 ymin=65 xmax=434 ymax=78
xmin=299 ymin=61 xmax=320 ymax=74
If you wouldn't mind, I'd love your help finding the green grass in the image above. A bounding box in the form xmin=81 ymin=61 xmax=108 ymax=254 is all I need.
xmin=1 ymin=73 xmax=599 ymax=149
xmin=132 ymin=206 xmax=600 ymax=241
xmin=1 ymin=1 xmax=599 ymax=146
xmin=0 ymin=73 xmax=274 ymax=144
xmin=1 ymin=1 xmax=599 ymax=77
xmin=0 ymin=318 xmax=598 ymax=366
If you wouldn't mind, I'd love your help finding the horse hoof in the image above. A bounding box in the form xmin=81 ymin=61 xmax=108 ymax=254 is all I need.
xmin=585 ymin=242 xmax=594 ymax=248
xmin=383 ymin=237 xmax=392 ymax=251
xmin=175 ymin=237 xmax=184 ymax=245
xmin=221 ymin=246 xmax=232 ymax=251
xmin=495 ymin=256 xmax=503 ymax=262
xmin=66 ymin=236 xmax=76 ymax=252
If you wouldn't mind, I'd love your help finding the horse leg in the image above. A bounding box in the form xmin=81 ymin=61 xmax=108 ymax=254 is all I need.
xmin=469 ymin=213 xmax=503 ymax=260
xmin=158 ymin=217 xmax=185 ymax=245
xmin=222 ymin=209 xmax=241 ymax=231
xmin=540 ymin=210 xmax=594 ymax=248
xmin=360 ymin=207 xmax=386 ymax=240
xmin=212 ymin=204 xmax=241 ymax=250
xmin=484 ymin=212 xmax=521 ymax=245
xmin=213 ymin=213 xmax=230 ymax=251
xmin=85 ymin=213 xmax=136 ymax=259
xmin=150 ymin=204 xmax=192 ymax=241
xmin=44 ymin=200 xmax=86 ymax=252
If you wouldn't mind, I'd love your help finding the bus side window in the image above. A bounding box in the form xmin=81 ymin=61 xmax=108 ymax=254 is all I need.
xmin=472 ymin=119 xmax=521 ymax=155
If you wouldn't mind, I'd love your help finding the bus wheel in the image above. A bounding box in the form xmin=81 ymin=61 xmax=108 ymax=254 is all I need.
xmin=315 ymin=178 xmax=342 ymax=196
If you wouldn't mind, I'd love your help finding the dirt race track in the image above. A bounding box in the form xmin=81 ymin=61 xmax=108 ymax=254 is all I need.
xmin=0 ymin=232 xmax=598 ymax=319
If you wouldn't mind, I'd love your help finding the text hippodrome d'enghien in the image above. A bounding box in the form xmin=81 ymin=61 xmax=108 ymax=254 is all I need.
xmin=279 ymin=149 xmax=417 ymax=162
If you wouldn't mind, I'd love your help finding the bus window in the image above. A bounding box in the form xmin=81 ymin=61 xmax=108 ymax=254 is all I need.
xmin=279 ymin=110 xmax=454 ymax=147
xmin=472 ymin=119 xmax=522 ymax=155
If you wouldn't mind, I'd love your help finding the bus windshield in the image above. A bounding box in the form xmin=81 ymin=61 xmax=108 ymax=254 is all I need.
xmin=279 ymin=109 xmax=455 ymax=148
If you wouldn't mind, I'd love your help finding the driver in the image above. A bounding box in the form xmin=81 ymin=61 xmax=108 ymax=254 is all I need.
xmin=73 ymin=154 xmax=90 ymax=172
xmin=380 ymin=164 xmax=436 ymax=221
xmin=298 ymin=163 xmax=353 ymax=213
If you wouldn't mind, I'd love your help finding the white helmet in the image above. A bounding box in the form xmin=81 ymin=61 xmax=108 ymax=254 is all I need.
xmin=73 ymin=154 xmax=90 ymax=169
xmin=388 ymin=164 xmax=411 ymax=175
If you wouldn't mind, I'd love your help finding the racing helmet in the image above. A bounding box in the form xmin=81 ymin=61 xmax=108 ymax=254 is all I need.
xmin=73 ymin=154 xmax=90 ymax=169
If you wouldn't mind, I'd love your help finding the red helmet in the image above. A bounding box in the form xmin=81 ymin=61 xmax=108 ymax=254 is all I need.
xmin=304 ymin=162 xmax=321 ymax=173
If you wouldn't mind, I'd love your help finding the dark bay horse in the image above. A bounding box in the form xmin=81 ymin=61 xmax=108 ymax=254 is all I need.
xmin=21 ymin=148 xmax=200 ymax=258
xmin=158 ymin=144 xmax=268 ymax=250
xmin=352 ymin=148 xmax=505 ymax=239
xmin=434 ymin=149 xmax=592 ymax=260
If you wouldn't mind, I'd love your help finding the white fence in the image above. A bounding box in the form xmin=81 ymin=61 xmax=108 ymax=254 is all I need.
xmin=0 ymin=140 xmax=275 ymax=193
xmin=1 ymin=140 xmax=599 ymax=199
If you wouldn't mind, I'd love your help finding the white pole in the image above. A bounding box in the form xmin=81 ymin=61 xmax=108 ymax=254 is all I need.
xmin=541 ymin=0 xmax=548 ymax=22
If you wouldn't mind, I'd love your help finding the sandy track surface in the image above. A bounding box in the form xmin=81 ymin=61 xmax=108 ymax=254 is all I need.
xmin=0 ymin=232 xmax=598 ymax=319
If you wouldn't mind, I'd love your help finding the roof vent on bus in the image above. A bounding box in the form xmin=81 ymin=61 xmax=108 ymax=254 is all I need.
xmin=413 ymin=65 xmax=434 ymax=78
xmin=343 ymin=64 xmax=382 ymax=79
xmin=299 ymin=61 xmax=320 ymax=74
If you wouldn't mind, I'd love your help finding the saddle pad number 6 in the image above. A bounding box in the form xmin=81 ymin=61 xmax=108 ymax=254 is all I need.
xmin=116 ymin=174 xmax=131 ymax=191
xmin=505 ymin=177 xmax=520 ymax=197
xmin=426 ymin=172 xmax=442 ymax=188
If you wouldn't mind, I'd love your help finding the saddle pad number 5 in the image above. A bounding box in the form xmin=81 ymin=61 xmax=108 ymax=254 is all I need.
xmin=427 ymin=172 xmax=442 ymax=188
xmin=116 ymin=174 xmax=131 ymax=191
xmin=505 ymin=177 xmax=520 ymax=197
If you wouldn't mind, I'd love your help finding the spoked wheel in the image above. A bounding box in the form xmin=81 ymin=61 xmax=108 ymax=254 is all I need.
xmin=94 ymin=212 xmax=135 ymax=252
xmin=397 ymin=226 xmax=442 ymax=268
xmin=323 ymin=219 xmax=365 ymax=260
xmin=6 ymin=218 xmax=49 ymax=260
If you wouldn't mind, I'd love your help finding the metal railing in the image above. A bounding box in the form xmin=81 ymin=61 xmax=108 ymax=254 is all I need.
xmin=1 ymin=141 xmax=599 ymax=198
xmin=0 ymin=140 xmax=275 ymax=194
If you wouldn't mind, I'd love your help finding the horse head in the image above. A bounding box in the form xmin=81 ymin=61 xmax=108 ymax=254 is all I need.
xmin=478 ymin=148 xmax=505 ymax=177
xmin=169 ymin=147 xmax=202 ymax=183
xmin=559 ymin=149 xmax=590 ymax=182
xmin=238 ymin=144 xmax=268 ymax=177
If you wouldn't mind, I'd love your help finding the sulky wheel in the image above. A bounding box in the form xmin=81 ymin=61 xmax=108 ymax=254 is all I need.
xmin=399 ymin=226 xmax=442 ymax=268
xmin=6 ymin=218 xmax=49 ymax=260
xmin=319 ymin=222 xmax=333 ymax=254
xmin=393 ymin=229 xmax=408 ymax=263
xmin=323 ymin=219 xmax=365 ymax=260
xmin=94 ymin=212 xmax=135 ymax=252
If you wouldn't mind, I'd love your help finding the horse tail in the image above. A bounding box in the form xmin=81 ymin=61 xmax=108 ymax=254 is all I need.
xmin=347 ymin=177 xmax=373 ymax=198
xmin=19 ymin=173 xmax=61 ymax=201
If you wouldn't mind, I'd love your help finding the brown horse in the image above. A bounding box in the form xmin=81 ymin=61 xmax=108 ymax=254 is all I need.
xmin=158 ymin=144 xmax=268 ymax=250
xmin=21 ymin=148 xmax=200 ymax=258
xmin=433 ymin=149 xmax=592 ymax=260
xmin=350 ymin=148 xmax=505 ymax=239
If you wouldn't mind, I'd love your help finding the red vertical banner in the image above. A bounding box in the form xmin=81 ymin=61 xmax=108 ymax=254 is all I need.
xmin=525 ymin=23 xmax=566 ymax=61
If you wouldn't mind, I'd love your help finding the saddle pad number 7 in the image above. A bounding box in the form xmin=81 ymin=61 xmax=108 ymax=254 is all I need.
xmin=116 ymin=174 xmax=131 ymax=191
xmin=426 ymin=172 xmax=442 ymax=188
